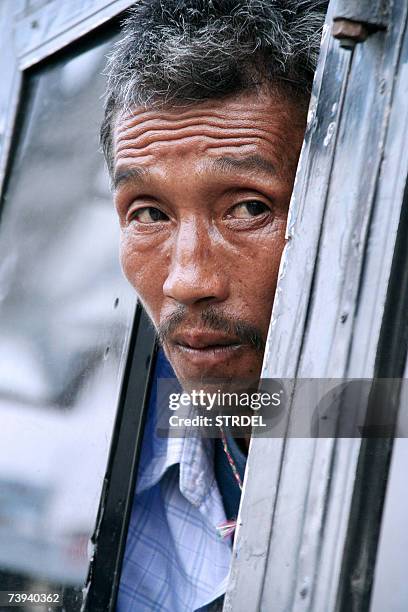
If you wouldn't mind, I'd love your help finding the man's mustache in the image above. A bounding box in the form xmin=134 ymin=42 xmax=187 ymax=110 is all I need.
xmin=157 ymin=306 xmax=265 ymax=352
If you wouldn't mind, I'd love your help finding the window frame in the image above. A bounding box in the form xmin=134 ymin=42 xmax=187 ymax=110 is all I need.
xmin=0 ymin=2 xmax=156 ymax=611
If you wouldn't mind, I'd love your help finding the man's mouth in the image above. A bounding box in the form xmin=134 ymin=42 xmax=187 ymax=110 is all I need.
xmin=170 ymin=331 xmax=244 ymax=365
xmin=174 ymin=331 xmax=241 ymax=349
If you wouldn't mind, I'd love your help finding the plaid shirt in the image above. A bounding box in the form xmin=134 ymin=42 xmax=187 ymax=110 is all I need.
xmin=117 ymin=352 xmax=231 ymax=612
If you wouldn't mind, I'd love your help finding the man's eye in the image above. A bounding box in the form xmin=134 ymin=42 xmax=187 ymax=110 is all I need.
xmin=229 ymin=201 xmax=270 ymax=219
xmin=131 ymin=207 xmax=169 ymax=223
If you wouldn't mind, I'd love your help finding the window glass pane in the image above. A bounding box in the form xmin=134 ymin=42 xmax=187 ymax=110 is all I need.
xmin=0 ymin=34 xmax=136 ymax=609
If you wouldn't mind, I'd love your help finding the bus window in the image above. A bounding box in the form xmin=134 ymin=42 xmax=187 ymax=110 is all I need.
xmin=0 ymin=32 xmax=136 ymax=610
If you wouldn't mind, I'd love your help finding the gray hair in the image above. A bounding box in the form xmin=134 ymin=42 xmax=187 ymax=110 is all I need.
xmin=101 ymin=0 xmax=328 ymax=175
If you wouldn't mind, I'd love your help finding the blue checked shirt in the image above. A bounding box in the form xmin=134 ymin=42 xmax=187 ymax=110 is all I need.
xmin=117 ymin=351 xmax=232 ymax=612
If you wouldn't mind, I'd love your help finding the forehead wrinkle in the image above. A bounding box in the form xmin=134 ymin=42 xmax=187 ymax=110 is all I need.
xmin=117 ymin=98 xmax=283 ymax=128
xmin=115 ymin=138 xmax=286 ymax=185
xmin=115 ymin=139 xmax=270 ymax=167
xmin=118 ymin=111 xmax=276 ymax=134
xmin=114 ymin=124 xmax=277 ymax=156
xmin=114 ymin=106 xmax=284 ymax=150
xmin=117 ymin=118 xmax=271 ymax=135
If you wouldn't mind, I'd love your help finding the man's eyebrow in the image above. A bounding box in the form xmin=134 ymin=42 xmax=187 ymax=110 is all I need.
xmin=113 ymin=154 xmax=275 ymax=190
xmin=113 ymin=167 xmax=150 ymax=190
xmin=207 ymin=155 xmax=276 ymax=176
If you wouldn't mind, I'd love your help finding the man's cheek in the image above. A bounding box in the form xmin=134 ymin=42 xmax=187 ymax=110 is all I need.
xmin=119 ymin=237 xmax=165 ymax=323
xmin=248 ymin=234 xmax=285 ymax=324
xmin=119 ymin=239 xmax=138 ymax=288
xmin=119 ymin=239 xmax=149 ymax=294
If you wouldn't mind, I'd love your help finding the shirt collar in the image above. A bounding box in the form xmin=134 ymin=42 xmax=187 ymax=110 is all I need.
xmin=135 ymin=379 xmax=215 ymax=507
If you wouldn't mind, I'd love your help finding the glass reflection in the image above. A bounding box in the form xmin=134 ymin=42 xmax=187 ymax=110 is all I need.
xmin=0 ymin=36 xmax=135 ymax=610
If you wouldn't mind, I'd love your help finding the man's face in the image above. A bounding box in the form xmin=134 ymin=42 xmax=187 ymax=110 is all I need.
xmin=112 ymin=90 xmax=305 ymax=387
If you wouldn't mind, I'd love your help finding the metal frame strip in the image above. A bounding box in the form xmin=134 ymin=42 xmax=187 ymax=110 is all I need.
xmin=82 ymin=306 xmax=156 ymax=612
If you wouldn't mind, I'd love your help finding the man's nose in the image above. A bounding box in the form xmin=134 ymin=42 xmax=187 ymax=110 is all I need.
xmin=163 ymin=221 xmax=229 ymax=306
